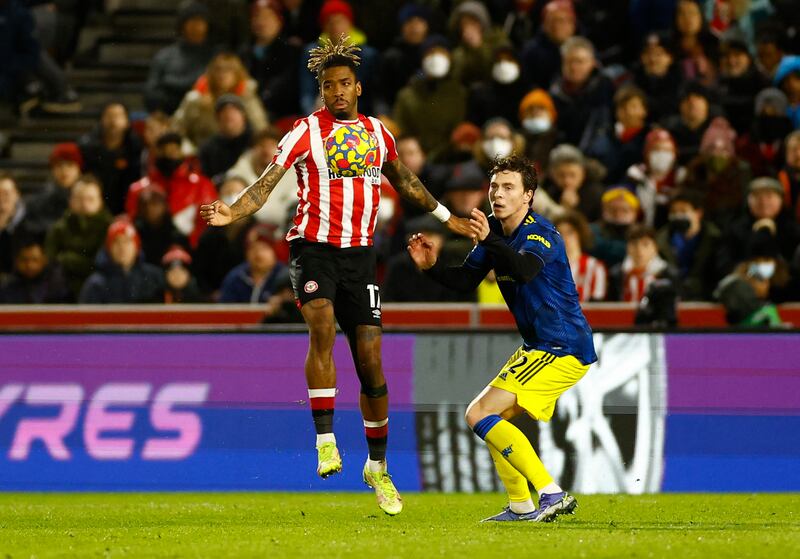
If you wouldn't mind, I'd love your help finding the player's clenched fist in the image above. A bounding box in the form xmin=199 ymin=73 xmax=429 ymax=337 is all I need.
xmin=200 ymin=200 xmax=233 ymax=226
xmin=469 ymin=208 xmax=490 ymax=242
xmin=407 ymin=232 xmax=437 ymax=270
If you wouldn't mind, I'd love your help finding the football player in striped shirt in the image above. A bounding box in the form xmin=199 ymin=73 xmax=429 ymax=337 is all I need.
xmin=200 ymin=35 xmax=470 ymax=516
xmin=408 ymin=155 xmax=597 ymax=522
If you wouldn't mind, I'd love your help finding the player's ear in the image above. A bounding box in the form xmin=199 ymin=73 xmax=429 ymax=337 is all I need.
xmin=356 ymin=81 xmax=362 ymax=97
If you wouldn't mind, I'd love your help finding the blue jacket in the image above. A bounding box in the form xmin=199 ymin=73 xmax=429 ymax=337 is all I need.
xmin=219 ymin=262 xmax=285 ymax=304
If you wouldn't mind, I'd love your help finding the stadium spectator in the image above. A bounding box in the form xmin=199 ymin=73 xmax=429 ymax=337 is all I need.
xmin=202 ymin=0 xmax=250 ymax=52
xmin=662 ymin=80 xmax=716 ymax=165
xmin=718 ymin=177 xmax=800 ymax=275
xmin=0 ymin=0 xmax=39 ymax=113
xmin=281 ymin=0 xmax=322 ymax=47
xmin=218 ymin=224 xmax=285 ymax=303
xmin=624 ymin=128 xmax=681 ymax=228
xmin=608 ymin=224 xmax=677 ymax=304
xmin=593 ymin=85 xmax=650 ymax=183
xmin=681 ymin=116 xmax=751 ymax=227
xmin=467 ymin=46 xmax=527 ymax=127
xmin=656 ymin=190 xmax=722 ymax=301
xmin=632 ymin=31 xmax=682 ymax=123
xmin=520 ymin=0 xmax=576 ymax=89
xmin=475 ymin=118 xmax=525 ymax=172
xmin=380 ymin=4 xmax=431 ymax=108
xmin=717 ymin=27 xmax=767 ymax=134
xmin=715 ymin=234 xmax=789 ymax=326
xmin=554 ymin=211 xmax=607 ymax=302
xmin=173 ymin=53 xmax=267 ymax=151
xmin=736 ymin=88 xmax=794 ymax=178
xmin=79 ymin=102 xmax=143 ymax=216
xmin=0 ymin=236 xmax=70 ymax=304
xmin=449 ymin=1 xmax=510 ymax=87
xmin=199 ymin=95 xmax=253 ymax=182
xmin=778 ymin=130 xmax=800 ymax=218
xmin=518 ymin=89 xmax=559 ymax=175
xmin=0 ymin=174 xmax=29 ymax=277
xmin=79 ymin=220 xmax=164 ymax=304
xmin=545 ymin=144 xmax=604 ymax=223
xmin=590 ymin=186 xmax=641 ymax=268
xmin=774 ymin=55 xmax=800 ymax=129
xmin=27 ymin=143 xmax=83 ymax=231
xmin=549 ymin=36 xmax=615 ymax=149
xmin=125 ymin=132 xmax=217 ymax=248
xmin=239 ymin=0 xmax=302 ymax=120
xmin=132 ymin=183 xmax=189 ymax=267
xmin=383 ymin=215 xmax=470 ymax=302
xmin=45 ymin=175 xmax=113 ymax=299
xmin=442 ymin=160 xmax=489 ymax=219
xmin=437 ymin=121 xmax=482 ymax=165
xmin=140 ymin=111 xmax=171 ymax=176
xmin=226 ymin=128 xmax=297 ymax=228
xmin=144 ymin=0 xmax=216 ymax=114
xmin=162 ymin=245 xmax=203 ymax=303
xmin=393 ymin=36 xmax=467 ymax=161
xmin=261 ymin=266 xmax=304 ymax=323
xmin=672 ymin=0 xmax=719 ymax=86
xmin=501 ymin=0 xmax=539 ymax=49
xmin=395 ymin=135 xmax=449 ymax=219
xmin=193 ymin=176 xmax=254 ymax=297
xmin=298 ymin=0 xmax=379 ymax=114
xmin=754 ymin=23 xmax=785 ymax=80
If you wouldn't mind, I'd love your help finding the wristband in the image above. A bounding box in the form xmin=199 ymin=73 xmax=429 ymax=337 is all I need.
xmin=431 ymin=203 xmax=451 ymax=223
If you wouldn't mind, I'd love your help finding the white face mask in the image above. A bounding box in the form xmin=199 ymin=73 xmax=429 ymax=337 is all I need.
xmin=522 ymin=116 xmax=552 ymax=134
xmin=221 ymin=194 xmax=238 ymax=206
xmin=748 ymin=261 xmax=775 ymax=280
xmin=483 ymin=138 xmax=513 ymax=159
xmin=648 ymin=150 xmax=675 ymax=173
xmin=422 ymin=53 xmax=450 ymax=79
xmin=492 ymin=61 xmax=520 ymax=84
xmin=377 ymin=198 xmax=395 ymax=224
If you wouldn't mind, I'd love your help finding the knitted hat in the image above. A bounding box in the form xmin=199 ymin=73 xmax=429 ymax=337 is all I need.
xmin=49 ymin=142 xmax=83 ymax=168
xmin=644 ymin=128 xmax=677 ymax=156
xmin=162 ymin=245 xmax=193 ymax=267
xmin=602 ymin=187 xmax=640 ymax=211
xmin=319 ymin=0 xmax=353 ymax=27
xmin=519 ymin=89 xmax=557 ymax=122
xmin=755 ymin=88 xmax=789 ymax=115
xmin=700 ymin=117 xmax=737 ymax=157
xmin=106 ymin=219 xmax=141 ymax=251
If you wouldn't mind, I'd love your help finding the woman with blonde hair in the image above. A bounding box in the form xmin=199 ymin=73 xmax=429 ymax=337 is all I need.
xmin=173 ymin=53 xmax=268 ymax=151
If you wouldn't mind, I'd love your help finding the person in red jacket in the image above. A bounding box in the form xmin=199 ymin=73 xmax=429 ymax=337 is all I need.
xmin=126 ymin=132 xmax=217 ymax=247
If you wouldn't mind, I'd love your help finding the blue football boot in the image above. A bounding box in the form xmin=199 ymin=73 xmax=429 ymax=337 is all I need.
xmin=528 ymin=492 xmax=577 ymax=523
xmin=481 ymin=506 xmax=538 ymax=522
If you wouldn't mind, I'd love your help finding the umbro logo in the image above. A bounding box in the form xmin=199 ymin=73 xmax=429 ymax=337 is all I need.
xmin=501 ymin=445 xmax=513 ymax=457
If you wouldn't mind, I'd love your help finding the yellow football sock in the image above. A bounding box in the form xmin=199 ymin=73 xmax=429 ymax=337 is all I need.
xmin=480 ymin=416 xmax=553 ymax=492
xmin=488 ymin=444 xmax=531 ymax=503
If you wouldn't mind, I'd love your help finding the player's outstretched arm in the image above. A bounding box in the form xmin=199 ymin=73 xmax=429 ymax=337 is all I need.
xmin=407 ymin=232 xmax=485 ymax=292
xmin=382 ymin=159 xmax=472 ymax=238
xmin=200 ymin=163 xmax=288 ymax=226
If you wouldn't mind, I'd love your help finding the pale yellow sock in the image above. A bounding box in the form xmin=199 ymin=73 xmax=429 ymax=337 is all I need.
xmin=484 ymin=418 xmax=554 ymax=492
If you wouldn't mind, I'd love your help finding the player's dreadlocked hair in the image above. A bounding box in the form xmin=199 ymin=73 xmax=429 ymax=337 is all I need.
xmin=307 ymin=34 xmax=361 ymax=81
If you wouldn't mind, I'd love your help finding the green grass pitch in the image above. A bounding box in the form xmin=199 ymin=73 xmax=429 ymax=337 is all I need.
xmin=1 ymin=493 xmax=798 ymax=558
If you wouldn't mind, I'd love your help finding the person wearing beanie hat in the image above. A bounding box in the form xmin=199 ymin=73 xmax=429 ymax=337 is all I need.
xmin=624 ymin=128 xmax=680 ymax=228
xmin=380 ymin=4 xmax=431 ymax=107
xmin=394 ymin=35 xmax=468 ymax=161
xmin=240 ymin=0 xmax=302 ymax=120
xmin=718 ymin=26 xmax=768 ymax=134
xmin=773 ymin=55 xmax=800 ymax=128
xmin=681 ymin=116 xmax=752 ymax=227
xmin=466 ymin=46 xmax=527 ymax=127
xmin=298 ymin=0 xmax=379 ymax=115
xmin=27 ymin=143 xmax=84 ymax=230
xmin=737 ymin=88 xmax=794 ymax=177
xmin=516 ymin=89 xmax=559 ymax=173
xmin=78 ymin=219 xmax=164 ymax=304
xmin=162 ymin=244 xmax=202 ymax=303
xmin=520 ymin=0 xmax=576 ymax=90
xmin=449 ymin=1 xmax=511 ymax=87
xmin=144 ymin=0 xmax=215 ymax=114
xmin=632 ymin=31 xmax=682 ymax=122
xmin=589 ymin=186 xmax=641 ymax=268
xmin=218 ymin=223 xmax=286 ymax=304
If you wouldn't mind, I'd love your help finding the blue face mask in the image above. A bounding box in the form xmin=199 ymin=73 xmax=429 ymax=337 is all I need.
xmin=748 ymin=261 xmax=775 ymax=280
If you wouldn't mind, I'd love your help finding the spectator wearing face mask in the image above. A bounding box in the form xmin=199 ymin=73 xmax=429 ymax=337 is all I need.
xmin=554 ymin=211 xmax=607 ymax=302
xmin=717 ymin=27 xmax=768 ymax=135
xmin=393 ymin=36 xmax=467 ymax=162
xmin=778 ymin=130 xmax=800 ymax=218
xmin=737 ymin=88 xmax=794 ymax=178
xmin=162 ymin=245 xmax=202 ymax=303
xmin=467 ymin=46 xmax=527 ymax=127
xmin=545 ymin=144 xmax=604 ymax=222
xmin=474 ymin=118 xmax=525 ymax=173
xmin=589 ymin=187 xmax=641 ymax=268
xmin=624 ymin=128 xmax=681 ymax=228
xmin=518 ymin=89 xmax=558 ymax=175
xmin=520 ymin=0 xmax=577 ymax=89
xmin=681 ymin=116 xmax=752 ymax=228
xmin=79 ymin=220 xmax=165 ymax=304
xmin=656 ymin=190 xmax=721 ymax=301
xmin=632 ymin=31 xmax=683 ymax=122
xmin=449 ymin=1 xmax=511 ymax=87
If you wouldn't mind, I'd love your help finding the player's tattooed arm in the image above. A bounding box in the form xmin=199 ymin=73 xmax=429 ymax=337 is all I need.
xmin=381 ymin=159 xmax=437 ymax=211
xmin=230 ymin=163 xmax=288 ymax=220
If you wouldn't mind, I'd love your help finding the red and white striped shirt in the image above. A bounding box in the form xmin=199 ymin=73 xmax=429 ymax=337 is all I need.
xmin=272 ymin=107 xmax=398 ymax=248
xmin=570 ymin=253 xmax=608 ymax=302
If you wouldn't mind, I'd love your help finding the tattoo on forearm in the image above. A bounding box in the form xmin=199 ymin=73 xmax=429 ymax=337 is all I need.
xmin=230 ymin=164 xmax=287 ymax=221
xmin=383 ymin=160 xmax=437 ymax=212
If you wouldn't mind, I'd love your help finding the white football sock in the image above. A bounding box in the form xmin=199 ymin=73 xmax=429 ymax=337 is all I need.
xmin=316 ymin=433 xmax=336 ymax=447
xmin=367 ymin=458 xmax=386 ymax=473
xmin=509 ymin=499 xmax=536 ymax=514
xmin=538 ymin=482 xmax=563 ymax=496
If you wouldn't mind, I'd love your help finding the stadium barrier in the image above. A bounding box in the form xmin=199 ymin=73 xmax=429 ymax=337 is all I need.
xmin=1 ymin=331 xmax=797 ymax=493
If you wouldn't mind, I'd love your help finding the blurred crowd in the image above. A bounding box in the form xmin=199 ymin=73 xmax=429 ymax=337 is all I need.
xmin=1 ymin=0 xmax=800 ymax=326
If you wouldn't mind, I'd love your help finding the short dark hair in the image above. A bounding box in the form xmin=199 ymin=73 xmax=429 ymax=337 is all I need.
xmin=488 ymin=154 xmax=538 ymax=198
xmin=12 ymin=233 xmax=45 ymax=259
xmin=670 ymin=189 xmax=705 ymax=210
xmin=626 ymin=224 xmax=656 ymax=243
xmin=614 ymin=84 xmax=648 ymax=110
xmin=553 ymin=210 xmax=594 ymax=251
